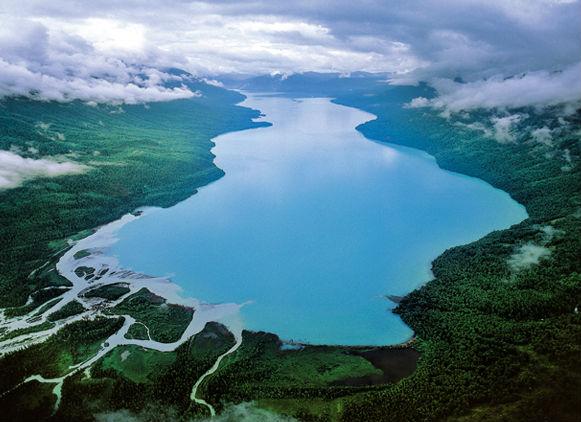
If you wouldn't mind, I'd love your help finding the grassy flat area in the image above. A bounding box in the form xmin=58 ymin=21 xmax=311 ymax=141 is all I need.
xmin=52 ymin=322 xmax=237 ymax=420
xmin=203 ymin=331 xmax=409 ymax=414
xmin=100 ymin=345 xmax=177 ymax=384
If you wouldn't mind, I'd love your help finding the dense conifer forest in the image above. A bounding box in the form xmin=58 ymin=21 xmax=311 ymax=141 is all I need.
xmin=0 ymin=78 xmax=579 ymax=421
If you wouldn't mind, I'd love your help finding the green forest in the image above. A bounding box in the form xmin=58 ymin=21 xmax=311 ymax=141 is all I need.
xmin=331 ymin=85 xmax=581 ymax=421
xmin=0 ymin=82 xmax=266 ymax=308
xmin=0 ymin=78 xmax=579 ymax=421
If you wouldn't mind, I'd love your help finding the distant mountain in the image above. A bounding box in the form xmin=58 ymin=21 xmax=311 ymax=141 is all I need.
xmin=220 ymin=71 xmax=390 ymax=96
xmin=161 ymin=68 xmax=244 ymax=103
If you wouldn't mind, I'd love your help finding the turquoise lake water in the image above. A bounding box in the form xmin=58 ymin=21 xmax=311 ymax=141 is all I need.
xmin=110 ymin=95 xmax=527 ymax=345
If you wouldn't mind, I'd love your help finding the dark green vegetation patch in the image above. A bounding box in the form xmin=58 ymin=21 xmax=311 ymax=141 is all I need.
xmin=83 ymin=283 xmax=130 ymax=301
xmin=74 ymin=266 xmax=95 ymax=280
xmin=3 ymin=287 xmax=69 ymax=318
xmin=124 ymin=322 xmax=150 ymax=340
xmin=100 ymin=345 xmax=177 ymax=384
xmin=53 ymin=322 xmax=236 ymax=420
xmin=47 ymin=300 xmax=86 ymax=322
xmin=73 ymin=250 xmax=91 ymax=260
xmin=203 ymin=331 xmax=408 ymax=410
xmin=110 ymin=288 xmax=193 ymax=343
xmin=0 ymin=316 xmax=124 ymax=402
xmin=0 ymin=321 xmax=55 ymax=342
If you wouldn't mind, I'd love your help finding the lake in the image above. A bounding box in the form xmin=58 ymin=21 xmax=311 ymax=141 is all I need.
xmin=109 ymin=95 xmax=527 ymax=345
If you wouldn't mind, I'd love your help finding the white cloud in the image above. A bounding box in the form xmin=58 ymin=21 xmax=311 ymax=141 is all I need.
xmin=508 ymin=242 xmax=552 ymax=271
xmin=490 ymin=114 xmax=524 ymax=143
xmin=0 ymin=58 xmax=196 ymax=104
xmin=508 ymin=225 xmax=562 ymax=271
xmin=66 ymin=18 xmax=147 ymax=53
xmin=0 ymin=150 xmax=88 ymax=189
xmin=201 ymin=78 xmax=225 ymax=88
xmin=6 ymin=0 xmax=575 ymax=79
xmin=199 ymin=402 xmax=297 ymax=421
xmin=0 ymin=18 xmax=198 ymax=104
xmin=407 ymin=62 xmax=581 ymax=113
xmin=452 ymin=113 xmax=528 ymax=144
xmin=406 ymin=97 xmax=431 ymax=108
xmin=36 ymin=122 xmax=52 ymax=131
xmin=531 ymin=126 xmax=553 ymax=146
xmin=538 ymin=224 xmax=562 ymax=242
xmin=95 ymin=403 xmax=295 ymax=422
xmin=454 ymin=121 xmax=493 ymax=138
xmin=0 ymin=0 xmax=579 ymax=109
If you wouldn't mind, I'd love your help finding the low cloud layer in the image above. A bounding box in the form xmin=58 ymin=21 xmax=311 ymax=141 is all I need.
xmin=0 ymin=1 xmax=579 ymax=108
xmin=95 ymin=402 xmax=296 ymax=422
xmin=508 ymin=242 xmax=552 ymax=271
xmin=531 ymin=126 xmax=554 ymax=146
xmin=408 ymin=62 xmax=581 ymax=113
xmin=508 ymin=225 xmax=560 ymax=271
xmin=0 ymin=58 xmax=195 ymax=104
xmin=0 ymin=150 xmax=88 ymax=189
xmin=490 ymin=114 xmax=525 ymax=144
xmin=200 ymin=402 xmax=297 ymax=422
xmin=0 ymin=19 xmax=197 ymax=104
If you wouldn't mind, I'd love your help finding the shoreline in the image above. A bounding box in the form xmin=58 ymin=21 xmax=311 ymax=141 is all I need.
xmin=1 ymin=93 xmax=527 ymax=352
xmin=0 ymin=92 xmax=531 ymax=417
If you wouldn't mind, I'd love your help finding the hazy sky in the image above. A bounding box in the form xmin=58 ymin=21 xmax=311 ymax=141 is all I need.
xmin=0 ymin=0 xmax=580 ymax=104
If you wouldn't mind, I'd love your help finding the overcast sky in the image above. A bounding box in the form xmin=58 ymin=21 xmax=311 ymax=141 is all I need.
xmin=0 ymin=0 xmax=580 ymax=105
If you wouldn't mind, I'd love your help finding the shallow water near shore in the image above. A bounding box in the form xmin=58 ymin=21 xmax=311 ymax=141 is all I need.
xmin=109 ymin=95 xmax=527 ymax=345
